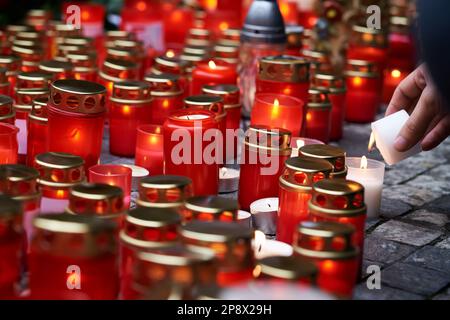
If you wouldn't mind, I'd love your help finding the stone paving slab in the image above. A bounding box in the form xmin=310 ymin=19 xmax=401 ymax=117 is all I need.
xmin=403 ymin=246 xmax=450 ymax=276
xmin=353 ymin=283 xmax=425 ymax=300
xmin=402 ymin=209 xmax=449 ymax=228
xmin=364 ymin=235 xmax=417 ymax=265
xmin=379 ymin=198 xmax=412 ymax=219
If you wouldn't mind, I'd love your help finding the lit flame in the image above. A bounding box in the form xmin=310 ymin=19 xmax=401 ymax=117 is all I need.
xmin=162 ymin=99 xmax=169 ymax=109
xmin=208 ymin=60 xmax=217 ymax=69
xmin=353 ymin=76 xmax=362 ymax=87
xmin=219 ymin=22 xmax=229 ymax=31
xmin=391 ymin=69 xmax=401 ymax=79
xmin=155 ymin=126 xmax=161 ymax=134
xmin=360 ymin=156 xmax=368 ymax=169
xmin=136 ymin=1 xmax=147 ymax=11
xmin=166 ymin=50 xmax=175 ymax=58
xmin=368 ymin=132 xmax=376 ymax=152
xmin=56 ymin=190 xmax=65 ymax=199
xmin=122 ymin=105 xmax=131 ymax=115
xmin=81 ymin=11 xmax=90 ymax=21
xmin=296 ymin=139 xmax=305 ymax=149
xmin=254 ymin=230 xmax=266 ymax=254
xmin=274 ymin=99 xmax=279 ymax=107
xmin=252 ymin=264 xmax=262 ymax=278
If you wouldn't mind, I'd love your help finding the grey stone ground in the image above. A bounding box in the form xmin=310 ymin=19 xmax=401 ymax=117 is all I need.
xmin=100 ymin=116 xmax=450 ymax=300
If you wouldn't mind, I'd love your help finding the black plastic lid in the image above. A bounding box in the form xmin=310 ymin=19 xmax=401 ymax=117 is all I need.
xmin=241 ymin=0 xmax=286 ymax=44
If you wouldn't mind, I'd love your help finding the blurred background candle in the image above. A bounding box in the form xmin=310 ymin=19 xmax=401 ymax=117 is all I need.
xmin=0 ymin=123 xmax=18 ymax=164
xmin=237 ymin=209 xmax=252 ymax=228
xmin=0 ymin=95 xmax=15 ymax=125
xmin=190 ymin=59 xmax=237 ymax=95
xmin=163 ymin=5 xmax=194 ymax=51
xmin=277 ymin=156 xmax=333 ymax=244
xmin=98 ymin=59 xmax=139 ymax=97
xmin=26 ymin=97 xmax=48 ymax=166
xmin=250 ymin=197 xmax=278 ymax=237
xmin=219 ymin=167 xmax=239 ymax=193
xmin=135 ymin=124 xmax=164 ymax=176
xmin=251 ymin=93 xmax=304 ymax=137
xmin=253 ymin=230 xmax=293 ymax=260
xmin=290 ymin=137 xmax=324 ymax=157
xmin=150 ymin=55 xmax=191 ymax=97
xmin=304 ymin=88 xmax=332 ymax=143
xmin=38 ymin=59 xmax=73 ymax=80
xmin=285 ymin=25 xmax=304 ymax=57
xmin=0 ymin=67 xmax=10 ymax=95
xmin=346 ymin=157 xmax=384 ymax=219
xmin=294 ymin=221 xmax=359 ymax=298
xmin=181 ymin=195 xmax=239 ymax=223
xmin=163 ymin=109 xmax=219 ymax=196
xmin=253 ymin=255 xmax=317 ymax=284
xmin=0 ymin=195 xmax=23 ymax=299
xmin=109 ymin=81 xmax=153 ymax=157
xmin=89 ymin=164 xmax=132 ymax=208
xmin=35 ymin=152 xmax=85 ymax=214
xmin=0 ymin=55 xmax=21 ymax=96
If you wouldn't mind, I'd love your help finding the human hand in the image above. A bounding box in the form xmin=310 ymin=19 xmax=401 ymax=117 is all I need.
xmin=385 ymin=63 xmax=450 ymax=151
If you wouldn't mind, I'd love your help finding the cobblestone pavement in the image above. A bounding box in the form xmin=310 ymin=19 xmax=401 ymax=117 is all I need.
xmin=100 ymin=117 xmax=450 ymax=300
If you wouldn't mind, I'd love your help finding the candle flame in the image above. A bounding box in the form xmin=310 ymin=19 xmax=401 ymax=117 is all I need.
xmin=166 ymin=50 xmax=175 ymax=58
xmin=391 ymin=69 xmax=401 ymax=78
xmin=296 ymin=139 xmax=305 ymax=149
xmin=360 ymin=156 xmax=368 ymax=169
xmin=219 ymin=22 xmax=229 ymax=31
xmin=136 ymin=1 xmax=147 ymax=11
xmin=122 ymin=105 xmax=131 ymax=115
xmin=368 ymin=132 xmax=376 ymax=152
xmin=353 ymin=76 xmax=363 ymax=87
xmin=162 ymin=99 xmax=169 ymax=109
xmin=254 ymin=230 xmax=266 ymax=253
xmin=274 ymin=99 xmax=279 ymax=107
xmin=155 ymin=126 xmax=161 ymax=134
xmin=208 ymin=60 xmax=217 ymax=69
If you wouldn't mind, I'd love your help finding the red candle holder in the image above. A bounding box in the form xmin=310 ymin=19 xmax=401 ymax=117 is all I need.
xmin=27 ymin=97 xmax=48 ymax=167
xmin=0 ymin=195 xmax=23 ymax=299
xmin=47 ymin=79 xmax=106 ymax=170
xmin=35 ymin=152 xmax=85 ymax=215
xmin=0 ymin=123 xmax=18 ymax=164
xmin=25 ymin=9 xmax=51 ymax=32
xmin=299 ymin=144 xmax=347 ymax=179
xmin=300 ymin=49 xmax=332 ymax=80
xmin=298 ymin=5 xmax=318 ymax=28
xmin=277 ymin=155 xmax=333 ymax=244
xmin=251 ymin=93 xmax=305 ymax=137
xmin=144 ymin=73 xmax=184 ymax=125
xmin=304 ymin=88 xmax=332 ymax=143
xmin=98 ymin=59 xmax=140 ymax=97
xmin=89 ymin=165 xmax=132 ymax=209
xmin=163 ymin=6 xmax=194 ymax=51
xmin=0 ymin=164 xmax=41 ymax=244
xmin=212 ymin=44 xmax=239 ymax=66
xmin=151 ymin=55 xmax=191 ymax=96
xmin=312 ymin=73 xmax=347 ymax=141
xmin=0 ymin=95 xmax=15 ymax=125
xmin=253 ymin=256 xmax=317 ymax=284
xmin=0 ymin=55 xmax=21 ymax=96
xmin=120 ymin=206 xmax=182 ymax=299
xmin=11 ymin=45 xmax=43 ymax=72
xmin=388 ymin=16 xmax=415 ymax=71
xmin=47 ymin=22 xmax=82 ymax=59
xmin=62 ymin=2 xmax=105 ymax=39
xmin=135 ymin=124 xmax=164 ymax=176
xmin=309 ymin=178 xmax=367 ymax=271
xmin=16 ymin=71 xmax=52 ymax=90
xmin=190 ymin=59 xmax=237 ymax=95
xmin=65 ymin=53 xmax=98 ymax=82
xmin=132 ymin=244 xmax=217 ymax=299
xmin=204 ymin=10 xmax=241 ymax=40
xmin=109 ymin=81 xmax=153 ymax=157
xmin=285 ymin=25 xmax=303 ymax=57
xmin=344 ymin=59 xmax=381 ymax=123
xmin=163 ymin=109 xmax=219 ymax=196
xmin=0 ymin=67 xmax=10 ymax=95
xmin=181 ymin=195 xmax=239 ymax=223
xmin=137 ymin=175 xmax=193 ymax=209
xmin=279 ymin=0 xmax=300 ymax=25
xmin=181 ymin=221 xmax=254 ymax=287
xmin=294 ymin=221 xmax=359 ymax=298
xmin=29 ymin=213 xmax=118 ymax=299
xmin=38 ymin=59 xmax=74 ymax=80
xmin=238 ymin=125 xmax=292 ymax=210
xmin=100 ymin=30 xmax=135 ymax=65
xmin=106 ymin=41 xmax=146 ymax=78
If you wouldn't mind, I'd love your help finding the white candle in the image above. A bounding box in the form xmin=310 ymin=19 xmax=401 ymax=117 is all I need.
xmin=237 ymin=210 xmax=252 ymax=228
xmin=346 ymin=156 xmax=385 ymax=219
xmin=120 ymin=164 xmax=149 ymax=191
xmin=219 ymin=167 xmax=240 ymax=193
xmin=371 ymin=110 xmax=422 ymax=165
xmin=253 ymin=230 xmax=293 ymax=259
xmin=250 ymin=197 xmax=278 ymax=236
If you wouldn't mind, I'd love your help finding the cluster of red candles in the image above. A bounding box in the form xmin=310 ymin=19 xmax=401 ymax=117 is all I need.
xmin=0 ymin=0 xmax=416 ymax=301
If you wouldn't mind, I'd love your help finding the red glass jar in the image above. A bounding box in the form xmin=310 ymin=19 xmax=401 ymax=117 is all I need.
xmin=47 ymin=22 xmax=82 ymax=59
xmin=190 ymin=59 xmax=237 ymax=95
xmin=47 ymin=79 xmax=106 ymax=170
xmin=202 ymin=84 xmax=241 ymax=162
xmin=0 ymin=195 xmax=23 ymax=299
xmin=294 ymin=221 xmax=359 ymax=298
xmin=27 ymin=97 xmax=48 ymax=166
xmin=309 ymin=178 xmax=367 ymax=271
xmin=181 ymin=195 xmax=239 ymax=223
xmin=163 ymin=6 xmax=194 ymax=51
xmin=0 ymin=55 xmax=21 ymax=96
xmin=38 ymin=59 xmax=74 ymax=80
xmin=253 ymin=255 xmax=317 ymax=285
xmin=301 ymin=49 xmax=332 ymax=80
xmin=137 ymin=175 xmax=193 ymax=209
xmin=238 ymin=125 xmax=291 ymax=210
xmin=0 ymin=164 xmax=41 ymax=245
xmin=29 ymin=213 xmax=118 ymax=299
xmin=285 ymin=25 xmax=303 ymax=56
xmin=251 ymin=93 xmax=305 ymax=137
xmin=0 ymin=95 xmax=15 ymax=125
xmin=98 ymin=59 xmax=140 ymax=97
xmin=344 ymin=59 xmax=381 ymax=123
xmin=144 ymin=73 xmax=184 ymax=125
xmin=277 ymin=156 xmax=333 ymax=244
xmin=181 ymin=221 xmax=254 ymax=287
xmin=151 ymin=55 xmax=191 ymax=96
xmin=16 ymin=71 xmax=52 ymax=90
xmin=0 ymin=123 xmax=18 ymax=164
xmin=299 ymin=144 xmax=347 ymax=179
xmin=106 ymin=44 xmax=144 ymax=78
xmin=0 ymin=67 xmax=10 ymax=95
xmin=135 ymin=124 xmax=164 ymax=176
xmin=64 ymin=53 xmax=98 ymax=82
xmin=312 ymin=73 xmax=347 ymax=141
xmin=120 ymin=206 xmax=181 ymax=300
xmin=35 ymin=152 xmax=85 ymax=215
xmin=163 ymin=109 xmax=219 ymax=196
xmin=304 ymin=88 xmax=332 ymax=143
xmin=109 ymin=81 xmax=153 ymax=157
xmin=11 ymin=44 xmax=43 ymax=72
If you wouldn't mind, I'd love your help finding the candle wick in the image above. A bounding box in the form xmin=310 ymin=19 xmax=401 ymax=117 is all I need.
xmin=268 ymin=203 xmax=271 ymax=208
xmin=186 ymin=116 xmax=190 ymax=120
xmin=258 ymin=244 xmax=262 ymax=253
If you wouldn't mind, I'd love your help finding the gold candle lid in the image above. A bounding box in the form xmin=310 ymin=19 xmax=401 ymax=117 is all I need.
xmin=351 ymin=25 xmax=387 ymax=48
xmin=138 ymin=175 xmax=193 ymax=208
xmin=0 ymin=95 xmax=15 ymax=121
xmin=50 ymin=79 xmax=106 ymax=114
xmin=120 ymin=207 xmax=181 ymax=249
xmin=15 ymin=30 xmax=45 ymax=42
xmin=344 ymin=59 xmax=379 ymax=78
xmin=32 ymin=213 xmax=117 ymax=257
xmin=390 ymin=16 xmax=410 ymax=34
xmin=254 ymin=256 xmax=317 ymax=281
xmin=183 ymin=45 xmax=211 ymax=57
xmin=39 ymin=59 xmax=73 ymax=75
xmin=299 ymin=144 xmax=346 ymax=173
xmin=35 ymin=152 xmax=85 ymax=188
xmin=301 ymin=49 xmax=330 ymax=63
xmin=313 ymin=73 xmax=347 ymax=94
xmin=220 ymin=28 xmax=240 ymax=41
xmin=184 ymin=95 xmax=224 ymax=114
xmin=63 ymin=52 xmax=97 ymax=69
xmin=188 ymin=28 xmax=211 ymax=40
xmin=100 ymin=58 xmax=139 ymax=80
xmin=144 ymin=73 xmax=182 ymax=96
xmin=14 ymin=88 xmax=49 ymax=112
xmin=136 ymin=244 xmax=215 ymax=267
xmin=110 ymin=81 xmax=152 ymax=104
xmin=244 ymin=125 xmax=292 ymax=154
xmin=307 ymin=88 xmax=331 ymax=109
xmin=153 ymin=55 xmax=190 ymax=75
xmin=16 ymin=71 xmax=52 ymax=89
xmin=202 ymin=84 xmax=239 ymax=106
xmin=294 ymin=221 xmax=358 ymax=259
xmin=0 ymin=164 xmax=40 ymax=199
xmin=11 ymin=44 xmax=43 ymax=60
xmin=63 ymin=36 xmax=93 ymax=47
xmin=29 ymin=96 xmax=48 ymax=122
xmin=258 ymin=55 xmax=310 ymax=83
xmin=309 ymin=178 xmax=366 ymax=217
xmin=213 ymin=44 xmax=239 ymax=60
xmin=183 ymin=196 xmax=239 ymax=222
xmin=0 ymin=55 xmax=21 ymax=72
xmin=67 ymin=183 xmax=125 ymax=217
xmin=280 ymin=155 xmax=333 ymax=190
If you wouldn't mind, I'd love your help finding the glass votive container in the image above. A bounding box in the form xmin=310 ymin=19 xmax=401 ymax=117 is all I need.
xmin=15 ymin=71 xmax=51 ymax=89
xmin=181 ymin=195 xmax=239 ymax=223
xmin=29 ymin=213 xmax=118 ymax=299
xmin=0 ymin=123 xmax=18 ymax=164
xmin=190 ymin=59 xmax=237 ymax=95
xmin=0 ymin=95 xmax=15 ymax=125
xmin=299 ymin=144 xmax=347 ymax=179
xmin=26 ymin=97 xmax=48 ymax=166
xmin=0 ymin=67 xmax=10 ymax=95
xmin=0 ymin=55 xmax=21 ymax=96
xmin=305 ymin=88 xmax=332 ymax=143
xmin=89 ymin=164 xmax=132 ymax=208
xmin=135 ymin=124 xmax=164 ymax=176
xmin=345 ymin=157 xmax=385 ymax=219
xmin=38 ymin=59 xmax=74 ymax=80
xmin=151 ymin=55 xmax=191 ymax=96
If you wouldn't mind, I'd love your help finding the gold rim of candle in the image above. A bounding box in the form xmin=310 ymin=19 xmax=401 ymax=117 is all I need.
xmin=140 ymin=175 xmax=192 ymax=190
xmin=0 ymin=164 xmax=39 ymax=181
xmin=34 ymin=212 xmax=116 ymax=234
xmin=126 ymin=206 xmax=182 ymax=228
xmin=256 ymin=256 xmax=318 ymax=280
xmin=185 ymin=196 xmax=239 ymax=215
xmin=137 ymin=244 xmax=215 ymax=266
xmin=39 ymin=59 xmax=73 ymax=73
xmin=181 ymin=220 xmax=253 ymax=243
xmin=119 ymin=230 xmax=176 ymax=249
xmin=70 ymin=183 xmax=123 ymax=201
xmin=309 ymin=202 xmax=366 ymax=217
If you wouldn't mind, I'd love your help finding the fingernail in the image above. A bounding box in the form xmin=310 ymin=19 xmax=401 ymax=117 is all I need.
xmin=394 ymin=136 xmax=408 ymax=151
